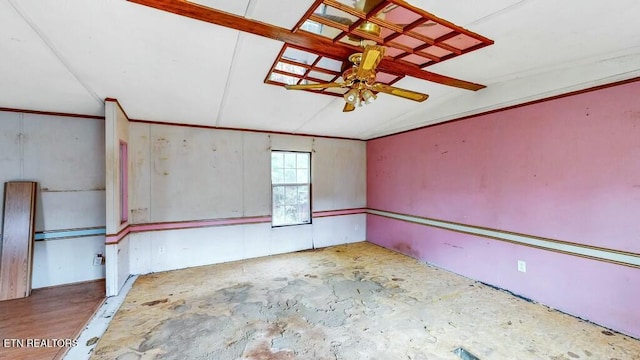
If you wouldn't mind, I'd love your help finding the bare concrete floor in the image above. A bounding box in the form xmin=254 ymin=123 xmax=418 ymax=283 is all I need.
xmin=92 ymin=242 xmax=640 ymax=360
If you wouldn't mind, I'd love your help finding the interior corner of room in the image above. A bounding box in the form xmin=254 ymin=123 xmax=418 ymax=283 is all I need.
xmin=1 ymin=0 xmax=639 ymax=359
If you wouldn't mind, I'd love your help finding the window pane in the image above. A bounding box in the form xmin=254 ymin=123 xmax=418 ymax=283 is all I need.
xmin=272 ymin=168 xmax=284 ymax=184
xmin=300 ymin=209 xmax=310 ymax=223
xmin=298 ymin=186 xmax=309 ymax=204
xmin=298 ymin=191 xmax=310 ymax=223
xmin=284 ymin=169 xmax=297 ymax=183
xmin=297 ymin=169 xmax=308 ymax=183
xmin=273 ymin=186 xmax=285 ymax=205
xmin=285 ymin=186 xmax=298 ymax=204
xmin=272 ymin=152 xmax=284 ymax=169
xmin=273 ymin=205 xmax=286 ymax=226
xmin=297 ymin=153 xmax=309 ymax=168
xmin=284 ymin=153 xmax=297 ymax=168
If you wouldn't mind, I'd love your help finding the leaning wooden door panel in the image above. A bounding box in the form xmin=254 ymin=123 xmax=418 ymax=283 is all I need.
xmin=0 ymin=181 xmax=37 ymax=301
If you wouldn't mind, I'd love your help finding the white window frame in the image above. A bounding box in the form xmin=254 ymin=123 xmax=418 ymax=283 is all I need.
xmin=271 ymin=151 xmax=311 ymax=227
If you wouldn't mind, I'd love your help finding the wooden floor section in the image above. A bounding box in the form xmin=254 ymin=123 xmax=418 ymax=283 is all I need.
xmin=0 ymin=279 xmax=105 ymax=360
xmin=92 ymin=243 xmax=640 ymax=360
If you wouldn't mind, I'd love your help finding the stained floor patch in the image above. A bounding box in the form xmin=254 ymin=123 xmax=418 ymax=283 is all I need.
xmin=141 ymin=298 xmax=168 ymax=306
xmin=91 ymin=243 xmax=640 ymax=360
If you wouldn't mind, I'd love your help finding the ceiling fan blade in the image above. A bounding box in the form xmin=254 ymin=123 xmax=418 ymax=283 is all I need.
xmin=355 ymin=45 xmax=385 ymax=80
xmin=359 ymin=45 xmax=384 ymax=71
xmin=371 ymin=83 xmax=429 ymax=102
xmin=285 ymin=82 xmax=343 ymax=90
xmin=343 ymin=102 xmax=355 ymax=112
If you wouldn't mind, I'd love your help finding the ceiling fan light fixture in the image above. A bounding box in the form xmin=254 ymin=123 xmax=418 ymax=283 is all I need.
xmin=344 ymin=88 xmax=360 ymax=105
xmin=362 ymin=89 xmax=376 ymax=104
xmin=284 ymin=44 xmax=430 ymax=112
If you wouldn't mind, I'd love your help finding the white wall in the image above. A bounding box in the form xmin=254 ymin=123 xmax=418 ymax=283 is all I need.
xmin=127 ymin=122 xmax=366 ymax=274
xmin=129 ymin=215 xmax=366 ymax=274
xmin=312 ymin=138 xmax=367 ymax=211
xmin=32 ymin=236 xmax=105 ymax=288
xmin=0 ymin=108 xmax=367 ymax=291
xmin=312 ymin=214 xmax=365 ymax=248
xmin=0 ymin=111 xmax=106 ymax=288
xmin=105 ymin=101 xmax=129 ymax=234
xmin=104 ymin=100 xmax=131 ymax=296
xmin=105 ymin=236 xmax=130 ymax=296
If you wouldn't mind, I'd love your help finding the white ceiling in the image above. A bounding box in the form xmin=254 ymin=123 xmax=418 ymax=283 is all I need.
xmin=1 ymin=0 xmax=639 ymax=139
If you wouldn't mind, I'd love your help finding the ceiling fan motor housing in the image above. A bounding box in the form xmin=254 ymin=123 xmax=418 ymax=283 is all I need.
xmin=358 ymin=21 xmax=381 ymax=37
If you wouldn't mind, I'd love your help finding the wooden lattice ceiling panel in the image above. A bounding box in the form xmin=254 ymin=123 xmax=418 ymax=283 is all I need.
xmin=265 ymin=44 xmax=405 ymax=97
xmin=295 ymin=0 xmax=493 ymax=67
xmin=126 ymin=0 xmax=491 ymax=91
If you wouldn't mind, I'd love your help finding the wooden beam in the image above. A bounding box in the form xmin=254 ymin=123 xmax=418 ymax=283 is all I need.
xmin=377 ymin=60 xmax=486 ymax=90
xmin=127 ymin=0 xmax=486 ymax=91
xmin=129 ymin=0 xmax=354 ymax=58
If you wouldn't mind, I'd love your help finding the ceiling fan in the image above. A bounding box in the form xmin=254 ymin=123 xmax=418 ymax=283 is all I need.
xmin=284 ymin=44 xmax=429 ymax=112
xmin=129 ymin=0 xmax=492 ymax=95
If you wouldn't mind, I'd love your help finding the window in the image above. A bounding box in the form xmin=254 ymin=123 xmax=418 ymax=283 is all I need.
xmin=271 ymin=151 xmax=311 ymax=226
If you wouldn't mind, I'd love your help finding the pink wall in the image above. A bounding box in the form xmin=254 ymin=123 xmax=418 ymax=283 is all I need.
xmin=366 ymin=80 xmax=640 ymax=338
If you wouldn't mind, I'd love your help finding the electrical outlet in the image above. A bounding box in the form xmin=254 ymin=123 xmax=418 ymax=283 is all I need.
xmin=159 ymin=246 xmax=165 ymax=254
xmin=93 ymin=254 xmax=104 ymax=266
xmin=517 ymin=260 xmax=526 ymax=273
